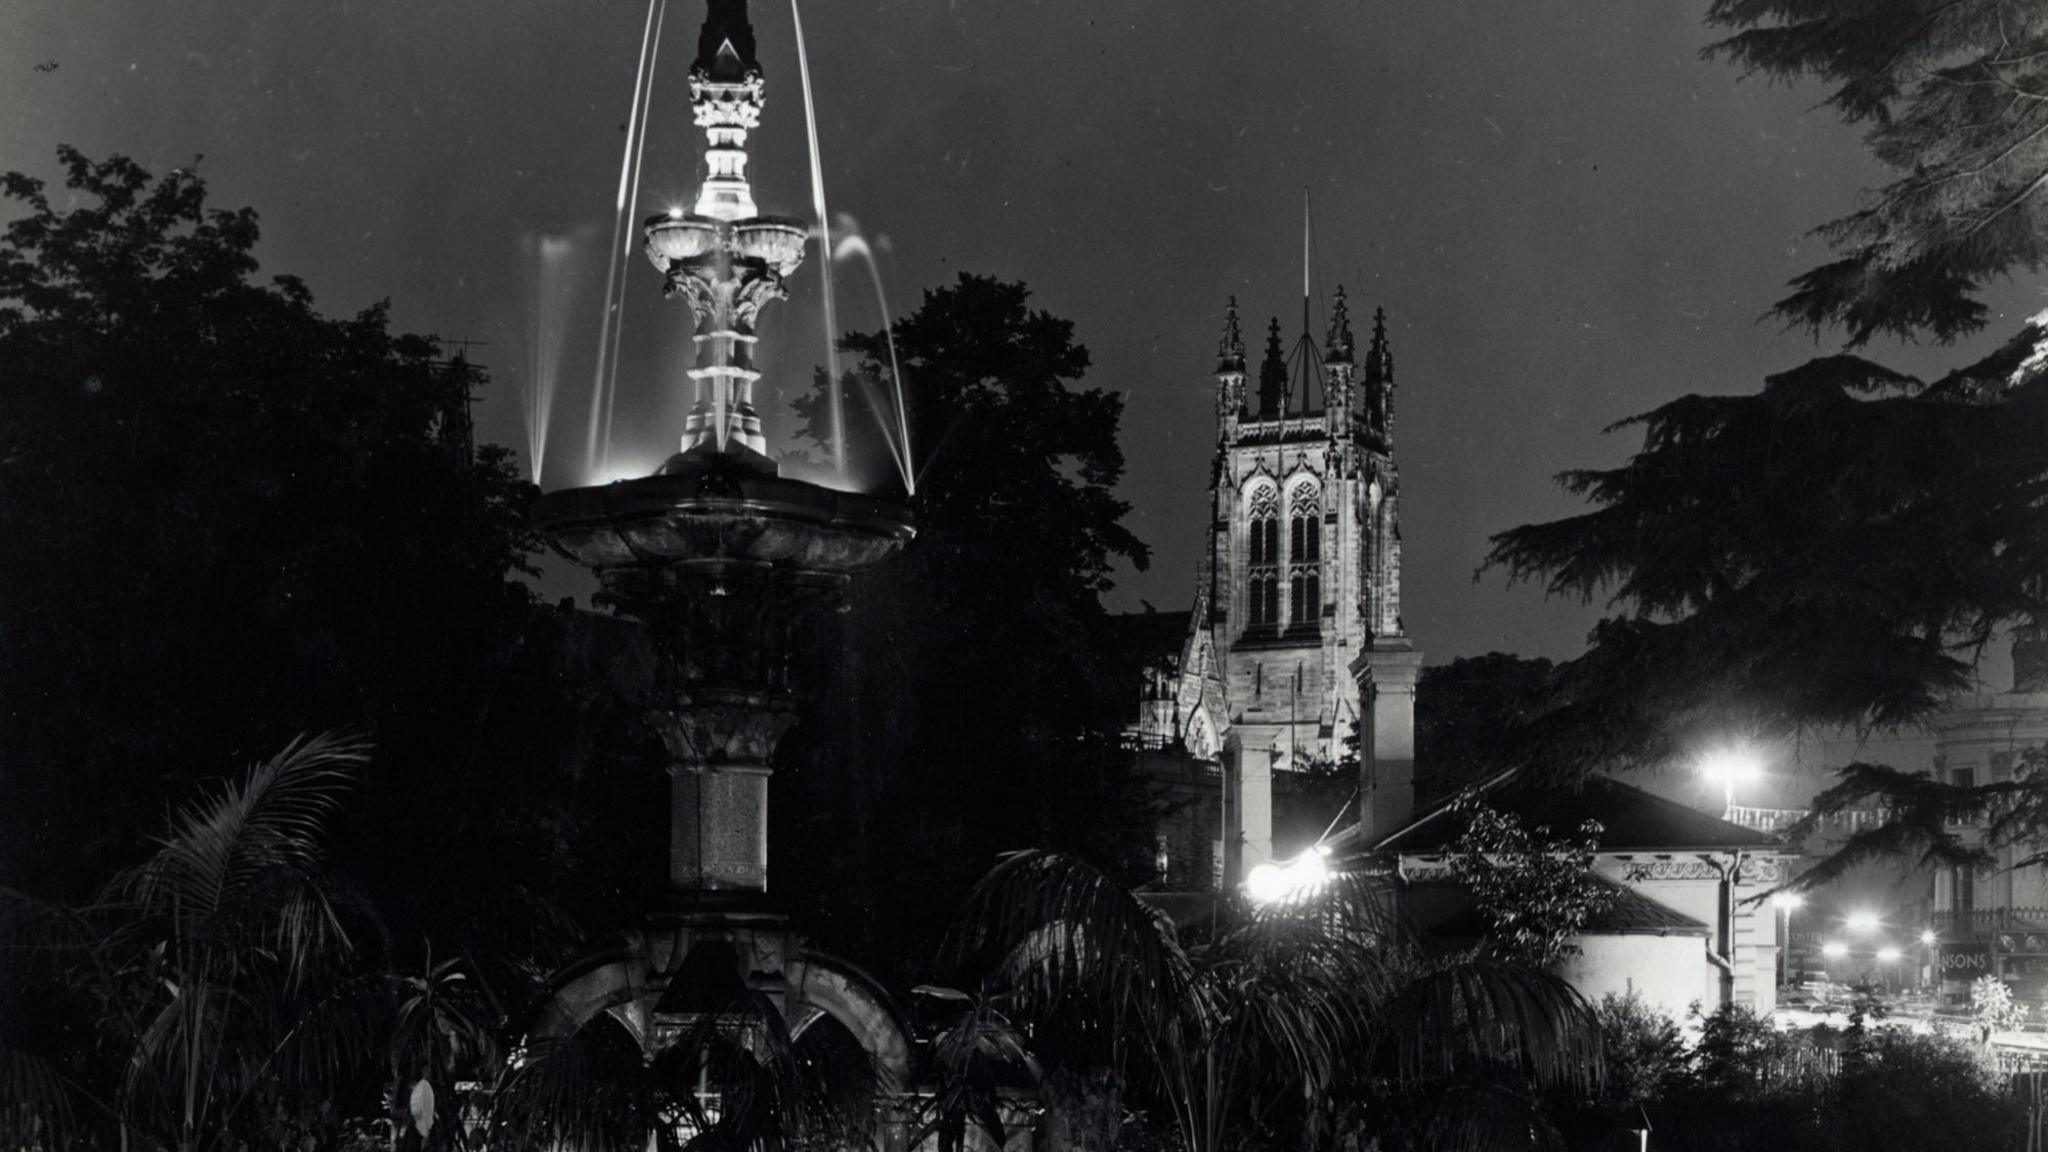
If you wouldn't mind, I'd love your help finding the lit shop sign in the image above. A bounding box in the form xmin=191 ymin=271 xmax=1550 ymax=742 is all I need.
xmin=1939 ymin=943 xmax=1992 ymax=975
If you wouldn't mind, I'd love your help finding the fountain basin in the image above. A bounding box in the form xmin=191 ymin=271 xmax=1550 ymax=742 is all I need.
xmin=534 ymin=453 xmax=913 ymax=576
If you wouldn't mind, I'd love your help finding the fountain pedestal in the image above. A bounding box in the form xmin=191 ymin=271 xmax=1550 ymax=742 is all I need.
xmin=536 ymin=447 xmax=912 ymax=902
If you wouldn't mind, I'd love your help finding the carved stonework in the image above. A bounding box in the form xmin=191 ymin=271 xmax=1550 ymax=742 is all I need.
xmin=1622 ymin=856 xmax=1786 ymax=884
xmin=647 ymin=696 xmax=800 ymax=770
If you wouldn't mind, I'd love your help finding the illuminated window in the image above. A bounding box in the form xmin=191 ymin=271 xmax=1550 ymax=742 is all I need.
xmin=1288 ymin=484 xmax=1321 ymax=631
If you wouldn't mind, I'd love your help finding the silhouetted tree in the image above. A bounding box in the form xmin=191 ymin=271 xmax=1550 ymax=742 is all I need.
xmin=1706 ymin=0 xmax=2048 ymax=344
xmin=1482 ymin=2 xmax=2048 ymax=886
xmin=777 ymin=274 xmax=1159 ymax=986
xmin=0 ymin=148 xmax=654 ymax=948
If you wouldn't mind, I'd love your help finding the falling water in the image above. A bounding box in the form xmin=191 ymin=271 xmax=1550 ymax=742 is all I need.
xmin=789 ymin=0 xmax=846 ymax=481
xmin=833 ymin=228 xmax=915 ymax=495
xmin=524 ymin=233 xmax=581 ymax=485
xmin=586 ymin=0 xmax=665 ymax=478
xmin=602 ymin=0 xmax=670 ymax=471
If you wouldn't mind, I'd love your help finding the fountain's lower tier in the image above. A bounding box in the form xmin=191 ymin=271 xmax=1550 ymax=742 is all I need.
xmin=535 ymin=451 xmax=912 ymax=578
xmin=533 ymin=450 xmax=913 ymax=896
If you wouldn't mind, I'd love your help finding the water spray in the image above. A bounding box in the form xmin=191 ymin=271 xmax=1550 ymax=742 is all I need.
xmin=586 ymin=0 xmax=663 ymax=477
xmin=789 ymin=0 xmax=847 ymax=481
xmin=834 ymin=228 xmax=915 ymax=495
xmin=601 ymin=0 xmax=670 ymax=472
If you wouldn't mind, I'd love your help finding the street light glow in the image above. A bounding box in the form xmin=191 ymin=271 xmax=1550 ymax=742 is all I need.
xmin=1822 ymin=941 xmax=1848 ymax=958
xmin=1876 ymin=946 xmax=1902 ymax=963
xmin=1846 ymin=909 xmax=1882 ymax=934
xmin=1772 ymin=892 xmax=1806 ymax=910
xmin=1699 ymin=747 xmax=1763 ymax=786
xmin=1920 ymin=929 xmax=1938 ymax=946
xmin=1699 ymin=745 xmax=1764 ymax=813
xmin=1244 ymin=845 xmax=1332 ymax=905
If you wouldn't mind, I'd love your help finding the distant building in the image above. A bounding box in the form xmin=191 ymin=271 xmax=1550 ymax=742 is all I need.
xmin=1929 ymin=630 xmax=2048 ymax=1000
xmin=1335 ymin=773 xmax=1792 ymax=1020
xmin=1128 ymin=292 xmax=1421 ymax=881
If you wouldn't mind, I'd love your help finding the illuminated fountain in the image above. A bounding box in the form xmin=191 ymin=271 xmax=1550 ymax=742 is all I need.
xmin=526 ymin=0 xmax=916 ymax=1132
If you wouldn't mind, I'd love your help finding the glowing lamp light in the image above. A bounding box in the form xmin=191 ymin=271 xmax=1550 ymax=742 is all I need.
xmin=1845 ymin=910 xmax=1882 ymax=934
xmin=1699 ymin=748 xmax=1763 ymax=786
xmin=1822 ymin=941 xmax=1849 ymax=959
xmin=1876 ymin=946 xmax=1902 ymax=963
xmin=1772 ymin=892 xmax=1806 ymax=911
xmin=1244 ymin=846 xmax=1332 ymax=905
xmin=1920 ymin=929 xmax=1938 ymax=946
xmin=667 ymin=205 xmax=686 ymax=220
xmin=1699 ymin=745 xmax=1764 ymax=812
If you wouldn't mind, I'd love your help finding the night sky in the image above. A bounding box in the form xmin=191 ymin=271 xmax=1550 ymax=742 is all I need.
xmin=8 ymin=0 xmax=2038 ymax=679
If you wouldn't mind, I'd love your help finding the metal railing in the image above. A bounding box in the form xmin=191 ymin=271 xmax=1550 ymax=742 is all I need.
xmin=1933 ymin=907 xmax=2048 ymax=935
xmin=1723 ymin=805 xmax=1894 ymax=835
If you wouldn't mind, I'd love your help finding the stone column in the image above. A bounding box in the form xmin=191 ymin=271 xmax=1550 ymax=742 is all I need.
xmin=1223 ymin=728 xmax=1276 ymax=882
xmin=1356 ymin=641 xmax=1423 ymax=845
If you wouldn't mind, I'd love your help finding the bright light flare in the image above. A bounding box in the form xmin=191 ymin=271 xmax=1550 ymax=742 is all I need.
xmin=1244 ymin=846 xmax=1332 ymax=905
xmin=1772 ymin=892 xmax=1806 ymax=911
xmin=1876 ymin=946 xmax=1902 ymax=963
xmin=1822 ymin=941 xmax=1848 ymax=959
xmin=1698 ymin=746 xmax=1763 ymax=786
xmin=1920 ymin=929 xmax=1938 ymax=946
xmin=1846 ymin=910 xmax=1882 ymax=934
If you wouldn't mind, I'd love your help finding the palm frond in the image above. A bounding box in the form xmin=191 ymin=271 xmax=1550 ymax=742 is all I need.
xmin=1375 ymin=956 xmax=1602 ymax=1095
xmin=109 ymin=732 xmax=369 ymax=982
xmin=492 ymin=1013 xmax=655 ymax=1152
xmin=946 ymin=850 xmax=1197 ymax=1051
xmin=1 ymin=1040 xmax=87 ymax=1149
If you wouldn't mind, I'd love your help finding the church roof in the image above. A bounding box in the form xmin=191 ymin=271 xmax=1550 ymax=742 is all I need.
xmin=1350 ymin=771 xmax=1785 ymax=857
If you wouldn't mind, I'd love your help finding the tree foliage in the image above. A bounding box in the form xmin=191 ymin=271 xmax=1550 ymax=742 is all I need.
xmin=1440 ymin=798 xmax=1615 ymax=969
xmin=1484 ymin=332 xmax=2048 ymax=782
xmin=1559 ymin=998 xmax=2019 ymax=1152
xmin=775 ymin=275 xmax=1160 ymax=986
xmin=1414 ymin=654 xmax=1558 ymax=801
xmin=941 ymin=850 xmax=1601 ymax=1152
xmin=1705 ymin=0 xmax=2048 ymax=344
xmin=0 ymin=147 xmax=573 ymax=904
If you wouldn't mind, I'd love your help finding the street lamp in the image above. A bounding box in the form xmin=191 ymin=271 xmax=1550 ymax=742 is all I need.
xmin=1919 ymin=929 xmax=1938 ymax=946
xmin=1822 ymin=940 xmax=1849 ymax=959
xmin=1773 ymin=892 xmax=1805 ymax=986
xmin=1244 ymin=845 xmax=1332 ymax=905
xmin=1699 ymin=746 xmax=1764 ymax=817
xmin=1846 ymin=909 xmax=1882 ymax=935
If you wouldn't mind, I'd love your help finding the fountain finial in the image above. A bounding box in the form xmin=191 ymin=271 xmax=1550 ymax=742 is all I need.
xmin=688 ymin=0 xmax=765 ymax=222
xmin=641 ymin=0 xmax=808 ymax=461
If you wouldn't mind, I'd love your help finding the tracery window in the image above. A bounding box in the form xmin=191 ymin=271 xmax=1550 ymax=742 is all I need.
xmin=1288 ymin=483 xmax=1321 ymax=631
xmin=1246 ymin=485 xmax=1280 ymax=631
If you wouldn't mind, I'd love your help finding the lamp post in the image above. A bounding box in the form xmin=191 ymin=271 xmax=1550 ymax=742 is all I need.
xmin=1700 ymin=746 xmax=1764 ymax=820
xmin=1773 ymin=892 xmax=1805 ymax=986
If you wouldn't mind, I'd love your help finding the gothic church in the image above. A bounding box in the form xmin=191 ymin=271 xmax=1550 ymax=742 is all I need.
xmin=1133 ymin=290 xmax=1422 ymax=878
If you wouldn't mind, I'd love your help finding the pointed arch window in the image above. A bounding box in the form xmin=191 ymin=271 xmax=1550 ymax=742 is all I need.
xmin=1245 ymin=485 xmax=1280 ymax=632
xmin=1288 ymin=483 xmax=1321 ymax=633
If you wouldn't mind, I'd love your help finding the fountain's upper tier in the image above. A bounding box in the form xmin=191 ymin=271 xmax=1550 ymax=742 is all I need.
xmin=645 ymin=213 xmax=808 ymax=283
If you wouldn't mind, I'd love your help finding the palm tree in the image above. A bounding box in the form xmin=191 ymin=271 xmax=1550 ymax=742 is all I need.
xmin=1 ymin=733 xmax=386 ymax=1152
xmin=944 ymin=850 xmax=1601 ymax=1152
xmin=106 ymin=732 xmax=384 ymax=1152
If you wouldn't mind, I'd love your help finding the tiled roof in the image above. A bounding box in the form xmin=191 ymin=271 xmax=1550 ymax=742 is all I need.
xmin=1356 ymin=772 xmax=1785 ymax=856
xmin=1426 ymin=874 xmax=1710 ymax=939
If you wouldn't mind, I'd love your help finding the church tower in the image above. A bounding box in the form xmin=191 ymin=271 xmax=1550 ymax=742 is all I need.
xmin=1147 ymin=289 xmax=1421 ymax=878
